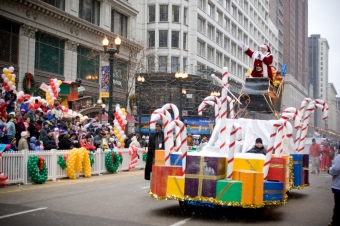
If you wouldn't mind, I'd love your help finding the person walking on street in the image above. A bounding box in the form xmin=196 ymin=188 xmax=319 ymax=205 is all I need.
xmin=144 ymin=122 xmax=164 ymax=180
xmin=328 ymin=153 xmax=340 ymax=226
xmin=321 ymin=142 xmax=333 ymax=170
xmin=310 ymin=138 xmax=321 ymax=173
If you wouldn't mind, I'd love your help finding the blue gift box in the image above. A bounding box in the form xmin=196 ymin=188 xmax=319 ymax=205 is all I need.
xmin=291 ymin=154 xmax=303 ymax=187
xmin=263 ymin=181 xmax=284 ymax=201
xmin=170 ymin=152 xmax=182 ymax=166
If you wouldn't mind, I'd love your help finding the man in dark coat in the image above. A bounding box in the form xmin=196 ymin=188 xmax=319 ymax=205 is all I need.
xmin=42 ymin=129 xmax=57 ymax=150
xmin=144 ymin=122 xmax=164 ymax=180
xmin=58 ymin=131 xmax=73 ymax=150
xmin=246 ymin=137 xmax=267 ymax=155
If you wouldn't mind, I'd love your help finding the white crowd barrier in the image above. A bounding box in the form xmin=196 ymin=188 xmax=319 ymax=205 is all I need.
xmin=0 ymin=148 xmax=146 ymax=185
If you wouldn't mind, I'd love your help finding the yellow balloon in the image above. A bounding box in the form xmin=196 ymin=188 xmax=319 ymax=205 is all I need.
xmin=121 ymin=108 xmax=126 ymax=112
xmin=58 ymin=80 xmax=62 ymax=85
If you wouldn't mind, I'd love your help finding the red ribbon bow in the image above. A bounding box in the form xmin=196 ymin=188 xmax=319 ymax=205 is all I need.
xmin=63 ymin=155 xmax=68 ymax=162
xmin=38 ymin=155 xmax=44 ymax=170
xmin=111 ymin=152 xmax=115 ymax=162
xmin=27 ymin=73 xmax=32 ymax=88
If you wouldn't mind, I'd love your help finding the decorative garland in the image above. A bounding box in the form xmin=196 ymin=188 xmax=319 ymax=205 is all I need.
xmin=23 ymin=72 xmax=36 ymax=94
xmin=105 ymin=150 xmax=122 ymax=173
xmin=57 ymin=155 xmax=68 ymax=170
xmin=27 ymin=155 xmax=48 ymax=184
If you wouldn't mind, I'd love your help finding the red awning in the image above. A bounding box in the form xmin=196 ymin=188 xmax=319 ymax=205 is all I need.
xmin=126 ymin=112 xmax=138 ymax=123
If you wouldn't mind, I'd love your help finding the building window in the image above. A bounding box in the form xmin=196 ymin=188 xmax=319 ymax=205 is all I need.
xmin=148 ymin=31 xmax=155 ymax=47
xmin=224 ymin=37 xmax=230 ymax=51
xmin=197 ymin=40 xmax=204 ymax=57
xmin=42 ymin=0 xmax=65 ymax=10
xmin=183 ymin=58 xmax=187 ymax=71
xmin=207 ymin=3 xmax=212 ymax=17
xmin=158 ymin=56 xmax=167 ymax=72
xmin=207 ymin=24 xmax=213 ymax=39
xmin=184 ymin=8 xmax=188 ymax=25
xmin=198 ymin=0 xmax=204 ymax=9
xmin=159 ymin=30 xmax=168 ymax=47
xmin=216 ymin=52 xmax=222 ymax=66
xmin=171 ymin=57 xmax=179 ymax=73
xmin=148 ymin=57 xmax=155 ymax=72
xmin=0 ymin=17 xmax=19 ymax=65
xmin=79 ymin=0 xmax=100 ymax=25
xmin=172 ymin=31 xmax=179 ymax=48
xmin=183 ymin=32 xmax=187 ymax=50
xmin=35 ymin=32 xmax=64 ymax=75
xmin=216 ymin=31 xmax=221 ymax=46
xmin=207 ymin=46 xmax=213 ymax=62
xmin=224 ymin=17 xmax=230 ymax=31
xmin=111 ymin=9 xmax=128 ymax=38
xmin=149 ymin=5 xmax=155 ymax=22
xmin=197 ymin=17 xmax=204 ymax=33
xmin=77 ymin=45 xmax=99 ymax=83
xmin=160 ymin=5 xmax=168 ymax=22
xmin=172 ymin=5 xmax=180 ymax=22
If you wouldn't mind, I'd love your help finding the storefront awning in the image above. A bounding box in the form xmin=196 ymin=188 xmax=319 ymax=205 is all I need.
xmin=126 ymin=112 xmax=138 ymax=123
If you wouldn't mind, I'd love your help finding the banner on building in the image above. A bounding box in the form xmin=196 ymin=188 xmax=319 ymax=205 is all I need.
xmin=100 ymin=66 xmax=110 ymax=98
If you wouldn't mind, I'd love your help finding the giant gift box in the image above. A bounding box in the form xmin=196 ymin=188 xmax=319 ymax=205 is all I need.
xmin=232 ymin=170 xmax=264 ymax=205
xmin=291 ymin=154 xmax=303 ymax=187
xmin=233 ymin=157 xmax=264 ymax=172
xmin=184 ymin=155 xmax=226 ymax=198
xmin=267 ymin=157 xmax=287 ymax=183
xmin=282 ymin=155 xmax=292 ymax=190
xmin=303 ymin=154 xmax=309 ymax=185
xmin=170 ymin=152 xmax=182 ymax=166
xmin=167 ymin=176 xmax=185 ymax=198
xmin=216 ymin=180 xmax=242 ymax=203
xmin=155 ymin=150 xmax=165 ymax=166
xmin=263 ymin=181 xmax=284 ymax=201
xmin=151 ymin=165 xmax=183 ymax=197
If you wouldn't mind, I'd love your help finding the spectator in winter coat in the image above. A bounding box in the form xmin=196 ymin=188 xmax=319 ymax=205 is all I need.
xmin=39 ymin=122 xmax=49 ymax=142
xmin=18 ymin=131 xmax=29 ymax=151
xmin=80 ymin=134 xmax=96 ymax=152
xmin=29 ymin=136 xmax=43 ymax=151
xmin=246 ymin=138 xmax=267 ymax=155
xmin=58 ymin=132 xmax=73 ymax=150
xmin=42 ymin=129 xmax=57 ymax=150
xmin=6 ymin=112 xmax=16 ymax=141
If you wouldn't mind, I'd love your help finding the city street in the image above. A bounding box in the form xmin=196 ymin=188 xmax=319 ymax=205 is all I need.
xmin=0 ymin=170 xmax=334 ymax=226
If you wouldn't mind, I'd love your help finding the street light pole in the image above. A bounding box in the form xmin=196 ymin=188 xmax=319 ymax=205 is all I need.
xmin=137 ymin=75 xmax=145 ymax=135
xmin=175 ymin=72 xmax=188 ymax=119
xmin=102 ymin=36 xmax=121 ymax=125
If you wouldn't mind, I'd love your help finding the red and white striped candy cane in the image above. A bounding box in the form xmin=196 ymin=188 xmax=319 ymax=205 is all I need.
xmin=227 ymin=96 xmax=235 ymax=119
xmin=226 ymin=123 xmax=242 ymax=180
xmin=202 ymin=96 xmax=222 ymax=148
xmin=297 ymin=101 xmax=328 ymax=153
xmin=217 ymin=67 xmax=229 ymax=155
xmin=281 ymin=107 xmax=301 ymax=129
xmin=154 ymin=108 xmax=181 ymax=152
xmin=162 ymin=103 xmax=180 ymax=120
xmin=294 ymin=98 xmax=312 ymax=150
xmin=274 ymin=120 xmax=287 ymax=157
xmin=128 ymin=146 xmax=139 ymax=170
xmin=150 ymin=112 xmax=173 ymax=159
xmin=166 ymin=120 xmax=188 ymax=173
xmin=263 ymin=120 xmax=282 ymax=179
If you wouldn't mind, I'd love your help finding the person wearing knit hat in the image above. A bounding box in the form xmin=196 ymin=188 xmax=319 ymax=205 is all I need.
xmin=246 ymin=137 xmax=266 ymax=155
xmin=238 ymin=41 xmax=274 ymax=80
xmin=18 ymin=131 xmax=29 ymax=151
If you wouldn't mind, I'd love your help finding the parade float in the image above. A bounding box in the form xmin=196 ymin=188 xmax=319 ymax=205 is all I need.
xmin=148 ymin=67 xmax=329 ymax=209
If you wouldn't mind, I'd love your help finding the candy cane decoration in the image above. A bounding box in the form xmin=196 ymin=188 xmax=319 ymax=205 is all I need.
xmin=297 ymin=100 xmax=329 ymax=153
xmin=128 ymin=146 xmax=139 ymax=170
xmin=281 ymin=107 xmax=301 ymax=129
xmin=294 ymin=98 xmax=312 ymax=150
xmin=162 ymin=103 xmax=180 ymax=120
xmin=150 ymin=112 xmax=173 ymax=153
xmin=166 ymin=120 xmax=188 ymax=173
xmin=226 ymin=123 xmax=242 ymax=179
xmin=227 ymin=96 xmax=235 ymax=119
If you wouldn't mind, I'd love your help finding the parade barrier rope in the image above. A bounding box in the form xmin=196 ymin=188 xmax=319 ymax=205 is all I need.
xmin=27 ymin=155 xmax=48 ymax=184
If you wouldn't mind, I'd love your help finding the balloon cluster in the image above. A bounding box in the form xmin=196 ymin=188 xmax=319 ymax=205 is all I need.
xmin=46 ymin=78 xmax=62 ymax=105
xmin=66 ymin=148 xmax=92 ymax=179
xmin=1 ymin=66 xmax=16 ymax=91
xmin=0 ymin=172 xmax=8 ymax=187
xmin=113 ymin=105 xmax=128 ymax=148
xmin=16 ymin=91 xmax=31 ymax=104
xmin=128 ymin=146 xmax=138 ymax=170
xmin=27 ymin=155 xmax=48 ymax=184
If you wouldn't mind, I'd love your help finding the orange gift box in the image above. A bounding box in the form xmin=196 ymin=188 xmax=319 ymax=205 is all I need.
xmin=233 ymin=170 xmax=264 ymax=205
xmin=151 ymin=165 xmax=183 ymax=197
xmin=155 ymin=150 xmax=165 ymax=165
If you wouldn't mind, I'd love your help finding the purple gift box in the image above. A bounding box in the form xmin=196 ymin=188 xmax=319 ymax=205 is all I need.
xmin=184 ymin=155 xmax=226 ymax=198
xmin=303 ymin=154 xmax=309 ymax=185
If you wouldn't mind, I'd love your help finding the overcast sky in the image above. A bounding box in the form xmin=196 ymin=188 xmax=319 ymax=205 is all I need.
xmin=308 ymin=0 xmax=340 ymax=96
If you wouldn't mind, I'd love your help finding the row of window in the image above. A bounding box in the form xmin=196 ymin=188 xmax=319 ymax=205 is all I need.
xmin=147 ymin=56 xmax=187 ymax=74
xmin=148 ymin=5 xmax=188 ymax=24
xmin=43 ymin=0 xmax=128 ymax=38
xmin=148 ymin=30 xmax=187 ymax=49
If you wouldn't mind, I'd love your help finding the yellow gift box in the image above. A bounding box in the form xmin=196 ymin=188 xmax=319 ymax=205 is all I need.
xmin=233 ymin=158 xmax=264 ymax=172
xmin=155 ymin=150 xmax=165 ymax=166
xmin=167 ymin=176 xmax=185 ymax=198
xmin=233 ymin=170 xmax=264 ymax=205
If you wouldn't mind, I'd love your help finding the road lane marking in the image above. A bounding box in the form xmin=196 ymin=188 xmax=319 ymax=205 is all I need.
xmin=141 ymin=186 xmax=150 ymax=189
xmin=0 ymin=207 xmax=47 ymax=219
xmin=0 ymin=171 xmax=144 ymax=194
xmin=170 ymin=218 xmax=191 ymax=226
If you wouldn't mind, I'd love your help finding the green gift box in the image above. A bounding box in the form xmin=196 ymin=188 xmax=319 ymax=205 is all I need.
xmin=216 ymin=180 xmax=242 ymax=202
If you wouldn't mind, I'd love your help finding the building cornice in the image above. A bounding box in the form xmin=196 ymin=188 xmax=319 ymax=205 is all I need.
xmin=9 ymin=0 xmax=143 ymax=52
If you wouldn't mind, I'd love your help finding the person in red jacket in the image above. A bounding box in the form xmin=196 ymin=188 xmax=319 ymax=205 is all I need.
xmin=321 ymin=142 xmax=333 ymax=170
xmin=238 ymin=41 xmax=273 ymax=80
xmin=80 ymin=133 xmax=96 ymax=152
xmin=310 ymin=138 xmax=322 ymax=173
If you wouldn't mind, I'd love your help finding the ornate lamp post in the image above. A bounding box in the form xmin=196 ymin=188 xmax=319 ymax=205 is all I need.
xmin=102 ymin=36 xmax=121 ymax=125
xmin=175 ymin=72 xmax=188 ymax=118
xmin=137 ymin=75 xmax=145 ymax=135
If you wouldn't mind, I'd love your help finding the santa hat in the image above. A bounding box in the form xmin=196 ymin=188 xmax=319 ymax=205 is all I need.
xmin=260 ymin=44 xmax=271 ymax=53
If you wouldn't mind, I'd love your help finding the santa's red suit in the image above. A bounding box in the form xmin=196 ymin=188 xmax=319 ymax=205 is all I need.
xmin=242 ymin=43 xmax=273 ymax=80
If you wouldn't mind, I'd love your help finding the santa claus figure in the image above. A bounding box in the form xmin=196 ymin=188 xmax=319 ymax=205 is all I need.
xmin=238 ymin=41 xmax=273 ymax=80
